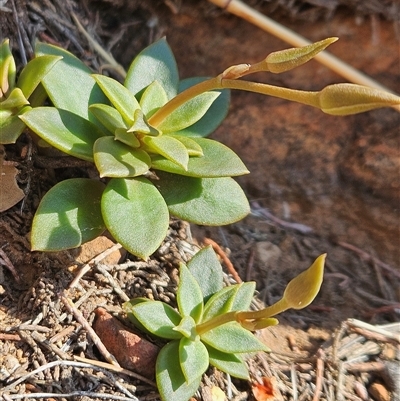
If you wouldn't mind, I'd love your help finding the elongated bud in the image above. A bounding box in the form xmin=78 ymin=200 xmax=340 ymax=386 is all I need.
xmin=265 ymin=37 xmax=338 ymax=74
xmin=318 ymin=83 xmax=400 ymax=115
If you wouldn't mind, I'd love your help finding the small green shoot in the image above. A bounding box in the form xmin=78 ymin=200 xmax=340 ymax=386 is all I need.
xmin=123 ymin=247 xmax=326 ymax=401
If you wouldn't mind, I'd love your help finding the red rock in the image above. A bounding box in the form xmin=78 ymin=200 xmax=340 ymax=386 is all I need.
xmin=93 ymin=308 xmax=159 ymax=378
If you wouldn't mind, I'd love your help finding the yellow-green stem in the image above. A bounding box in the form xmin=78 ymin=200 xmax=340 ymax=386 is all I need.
xmin=148 ymin=75 xmax=321 ymax=129
xmin=196 ymin=310 xmax=237 ymax=336
xmin=236 ymin=297 xmax=289 ymax=322
xmin=148 ymin=77 xmax=220 ymax=127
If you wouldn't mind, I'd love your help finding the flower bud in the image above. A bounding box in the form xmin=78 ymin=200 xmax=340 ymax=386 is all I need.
xmin=318 ymin=83 xmax=400 ymax=115
xmin=265 ymin=37 xmax=338 ymax=74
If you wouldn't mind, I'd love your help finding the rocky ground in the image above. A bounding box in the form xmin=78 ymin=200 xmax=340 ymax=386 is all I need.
xmin=0 ymin=1 xmax=399 ymax=400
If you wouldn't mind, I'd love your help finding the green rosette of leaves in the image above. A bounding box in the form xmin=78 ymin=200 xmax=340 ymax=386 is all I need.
xmin=123 ymin=247 xmax=326 ymax=401
xmin=21 ymin=38 xmax=249 ymax=259
xmin=123 ymin=246 xmax=268 ymax=401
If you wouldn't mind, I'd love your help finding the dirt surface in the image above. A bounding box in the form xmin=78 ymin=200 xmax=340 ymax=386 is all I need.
xmin=0 ymin=1 xmax=399 ymax=400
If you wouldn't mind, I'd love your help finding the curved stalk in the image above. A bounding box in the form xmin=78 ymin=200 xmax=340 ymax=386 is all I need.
xmin=196 ymin=311 xmax=237 ymax=336
xmin=148 ymin=75 xmax=321 ymax=129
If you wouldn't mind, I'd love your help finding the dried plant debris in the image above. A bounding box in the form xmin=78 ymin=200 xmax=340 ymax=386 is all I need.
xmin=0 ymin=145 xmax=24 ymax=212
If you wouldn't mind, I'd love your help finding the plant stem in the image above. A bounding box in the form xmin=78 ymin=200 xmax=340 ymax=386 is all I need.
xmin=148 ymin=75 xmax=321 ymax=128
xmin=236 ymin=297 xmax=289 ymax=322
xmin=196 ymin=297 xmax=290 ymax=335
xmin=196 ymin=311 xmax=237 ymax=335
xmin=148 ymin=77 xmax=220 ymax=127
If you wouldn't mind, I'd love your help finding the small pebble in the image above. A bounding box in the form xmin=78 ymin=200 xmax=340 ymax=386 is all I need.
xmin=93 ymin=307 xmax=159 ymax=378
xmin=369 ymin=382 xmax=390 ymax=401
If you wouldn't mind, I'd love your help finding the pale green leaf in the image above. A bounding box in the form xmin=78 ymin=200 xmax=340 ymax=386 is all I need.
xmin=158 ymin=91 xmax=220 ymax=133
xmin=0 ymin=88 xmax=29 ymax=109
xmin=0 ymin=110 xmax=29 ymax=144
xmin=127 ymin=109 xmax=159 ymax=135
xmin=17 ymin=55 xmax=62 ymax=98
xmin=92 ymin=74 xmax=140 ymax=124
xmin=155 ymin=172 xmax=250 ymax=225
xmin=20 ymin=107 xmax=104 ymax=161
xmin=202 ymin=286 xmax=239 ymax=322
xmin=114 ymin=128 xmax=141 ymax=148
xmin=156 ymin=340 xmax=202 ymax=401
xmin=93 ymin=136 xmax=151 ymax=178
xmin=206 ymin=345 xmax=249 ymax=380
xmin=125 ymin=37 xmax=179 ymax=100
xmin=166 ymin=134 xmax=203 ymax=156
xmin=175 ymin=77 xmax=230 ymax=137
xmin=89 ymin=104 xmax=127 ymax=133
xmin=231 ymin=282 xmax=256 ymax=311
xmin=187 ymin=246 xmax=223 ymax=302
xmin=101 ymin=177 xmax=169 ymax=259
xmin=140 ymin=80 xmax=169 ymax=118
xmin=201 ymin=322 xmax=268 ymax=354
xmin=128 ymin=300 xmax=182 ymax=339
xmin=177 ymin=263 xmax=203 ymax=322
xmin=179 ymin=338 xmax=209 ymax=383
xmin=35 ymin=42 xmax=107 ymax=127
xmin=143 ymin=135 xmax=189 ymax=170
xmin=0 ymin=39 xmax=16 ymax=95
xmin=151 ymin=137 xmax=249 ymax=177
xmin=31 ymin=178 xmax=105 ymax=251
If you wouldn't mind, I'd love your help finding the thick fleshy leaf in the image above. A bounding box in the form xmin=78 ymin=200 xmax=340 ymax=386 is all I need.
xmin=0 ymin=88 xmax=29 ymax=109
xmin=35 ymin=42 xmax=107 ymax=127
xmin=177 ymin=263 xmax=203 ymax=323
xmin=101 ymin=177 xmax=169 ymax=259
xmin=156 ymin=340 xmax=202 ymax=401
xmin=127 ymin=109 xmax=159 ymax=136
xmin=128 ymin=300 xmax=182 ymax=339
xmin=0 ymin=39 xmax=16 ymax=96
xmin=140 ymin=80 xmax=169 ymax=118
xmin=151 ymin=137 xmax=249 ymax=177
xmin=206 ymin=345 xmax=249 ymax=380
xmin=187 ymin=246 xmax=223 ymax=303
xmin=0 ymin=108 xmax=28 ymax=144
xmin=31 ymin=178 xmax=105 ymax=251
xmin=201 ymin=322 xmax=268 ymax=354
xmin=155 ymin=172 xmax=250 ymax=225
xmin=231 ymin=282 xmax=256 ymax=311
xmin=203 ymin=286 xmax=239 ymax=322
xmin=92 ymin=74 xmax=140 ymax=124
xmin=114 ymin=128 xmax=141 ymax=148
xmin=175 ymin=77 xmax=230 ymax=137
xmin=89 ymin=104 xmax=127 ymax=133
xmin=17 ymin=55 xmax=62 ymax=98
xmin=166 ymin=135 xmax=203 ymax=156
xmin=93 ymin=136 xmax=150 ymax=178
xmin=123 ymin=298 xmax=154 ymax=335
xmin=157 ymin=91 xmax=220 ymax=133
xmin=179 ymin=337 xmax=209 ymax=383
xmin=20 ymin=107 xmax=104 ymax=161
xmin=125 ymin=37 xmax=179 ymax=100
xmin=142 ymin=135 xmax=189 ymax=170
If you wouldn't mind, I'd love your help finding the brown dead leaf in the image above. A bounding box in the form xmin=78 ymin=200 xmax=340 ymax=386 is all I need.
xmin=0 ymin=146 xmax=24 ymax=212
xmin=252 ymin=377 xmax=282 ymax=401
